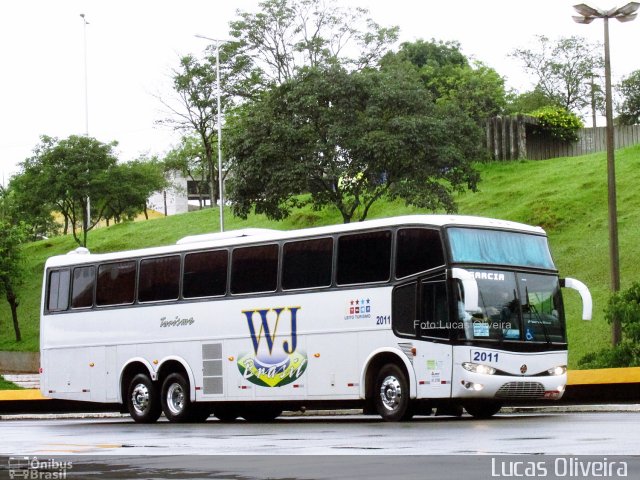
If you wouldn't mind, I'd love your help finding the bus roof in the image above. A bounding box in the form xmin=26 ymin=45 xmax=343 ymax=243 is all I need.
xmin=44 ymin=214 xmax=546 ymax=268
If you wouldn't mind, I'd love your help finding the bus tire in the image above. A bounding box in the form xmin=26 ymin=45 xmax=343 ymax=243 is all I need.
xmin=127 ymin=373 xmax=162 ymax=423
xmin=374 ymin=364 xmax=413 ymax=422
xmin=161 ymin=372 xmax=194 ymax=423
xmin=463 ymin=401 xmax=502 ymax=419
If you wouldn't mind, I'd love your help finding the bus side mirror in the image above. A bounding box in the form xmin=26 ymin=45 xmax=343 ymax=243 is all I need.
xmin=561 ymin=278 xmax=592 ymax=321
xmin=451 ymin=268 xmax=481 ymax=314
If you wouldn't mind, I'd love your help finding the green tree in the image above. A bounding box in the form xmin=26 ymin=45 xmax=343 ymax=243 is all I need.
xmin=579 ymin=282 xmax=640 ymax=368
xmin=504 ymin=88 xmax=559 ymax=115
xmin=0 ymin=187 xmax=28 ymax=342
xmin=13 ymin=135 xmax=119 ymax=247
xmin=617 ymin=70 xmax=640 ymax=125
xmin=5 ymin=169 xmax=59 ymax=240
xmin=226 ymin=65 xmax=481 ymax=223
xmin=163 ymin=136 xmax=210 ymax=209
xmin=227 ymin=0 xmax=399 ymax=93
xmin=382 ymin=39 xmax=506 ymax=123
xmin=103 ymin=158 xmax=167 ymax=224
xmin=511 ymin=35 xmax=604 ymax=114
xmin=158 ymin=54 xmax=225 ymax=208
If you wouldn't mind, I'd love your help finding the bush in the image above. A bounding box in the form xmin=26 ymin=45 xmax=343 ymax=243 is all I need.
xmin=530 ymin=106 xmax=583 ymax=142
xmin=578 ymin=282 xmax=640 ymax=368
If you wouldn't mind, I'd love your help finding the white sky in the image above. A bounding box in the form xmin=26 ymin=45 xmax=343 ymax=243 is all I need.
xmin=1 ymin=0 xmax=639 ymax=183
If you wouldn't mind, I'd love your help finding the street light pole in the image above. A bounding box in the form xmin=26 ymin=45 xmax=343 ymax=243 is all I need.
xmin=80 ymin=13 xmax=90 ymax=240
xmin=573 ymin=2 xmax=639 ymax=346
xmin=195 ymin=34 xmax=227 ymax=233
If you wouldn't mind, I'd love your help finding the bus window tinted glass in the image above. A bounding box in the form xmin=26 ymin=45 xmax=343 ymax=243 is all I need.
xmin=421 ymin=280 xmax=449 ymax=339
xmin=138 ymin=256 xmax=180 ymax=302
xmin=392 ymin=282 xmax=417 ymax=336
xmin=337 ymin=231 xmax=391 ymax=285
xmin=231 ymin=244 xmax=279 ymax=294
xmin=71 ymin=266 xmax=95 ymax=309
xmin=183 ymin=250 xmax=228 ymax=298
xmin=96 ymin=261 xmax=136 ymax=306
xmin=282 ymin=238 xmax=333 ymax=290
xmin=396 ymin=228 xmax=444 ymax=278
xmin=47 ymin=269 xmax=70 ymax=312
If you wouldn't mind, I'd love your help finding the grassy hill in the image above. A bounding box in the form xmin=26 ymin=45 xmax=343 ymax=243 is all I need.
xmin=2 ymin=144 xmax=640 ymax=368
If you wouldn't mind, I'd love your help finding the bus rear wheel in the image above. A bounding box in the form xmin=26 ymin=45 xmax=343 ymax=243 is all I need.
xmin=127 ymin=373 xmax=162 ymax=423
xmin=374 ymin=364 xmax=413 ymax=421
xmin=161 ymin=373 xmax=198 ymax=423
xmin=463 ymin=401 xmax=502 ymax=419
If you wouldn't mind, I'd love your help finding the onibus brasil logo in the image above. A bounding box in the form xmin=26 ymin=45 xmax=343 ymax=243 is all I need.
xmin=237 ymin=306 xmax=308 ymax=387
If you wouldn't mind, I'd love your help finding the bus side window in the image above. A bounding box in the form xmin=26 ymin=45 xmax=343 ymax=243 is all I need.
xmin=282 ymin=238 xmax=333 ymax=290
xmin=231 ymin=244 xmax=279 ymax=294
xmin=392 ymin=282 xmax=418 ymax=337
xmin=71 ymin=266 xmax=95 ymax=309
xmin=47 ymin=269 xmax=70 ymax=312
xmin=337 ymin=230 xmax=391 ymax=285
xmin=138 ymin=256 xmax=180 ymax=302
xmin=420 ymin=280 xmax=450 ymax=339
xmin=96 ymin=261 xmax=136 ymax=306
xmin=396 ymin=228 xmax=444 ymax=278
xmin=183 ymin=250 xmax=228 ymax=298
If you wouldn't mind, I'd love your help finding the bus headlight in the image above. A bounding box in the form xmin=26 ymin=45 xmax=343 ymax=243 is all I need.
xmin=547 ymin=365 xmax=567 ymax=376
xmin=462 ymin=362 xmax=496 ymax=375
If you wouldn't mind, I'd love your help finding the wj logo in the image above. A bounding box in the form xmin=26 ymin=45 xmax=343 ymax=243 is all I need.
xmin=237 ymin=306 xmax=308 ymax=387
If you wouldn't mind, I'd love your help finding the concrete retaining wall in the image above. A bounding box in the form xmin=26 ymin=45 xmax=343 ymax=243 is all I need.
xmin=0 ymin=351 xmax=39 ymax=373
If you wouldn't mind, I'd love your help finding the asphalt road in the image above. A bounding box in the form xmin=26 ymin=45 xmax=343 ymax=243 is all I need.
xmin=1 ymin=411 xmax=639 ymax=455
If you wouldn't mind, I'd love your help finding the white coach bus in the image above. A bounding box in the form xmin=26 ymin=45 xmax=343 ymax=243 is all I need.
xmin=40 ymin=215 xmax=592 ymax=423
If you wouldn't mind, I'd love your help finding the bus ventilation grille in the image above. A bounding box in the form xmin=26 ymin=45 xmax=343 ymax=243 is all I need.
xmin=398 ymin=343 xmax=414 ymax=364
xmin=202 ymin=343 xmax=223 ymax=395
xmin=495 ymin=382 xmax=545 ymax=399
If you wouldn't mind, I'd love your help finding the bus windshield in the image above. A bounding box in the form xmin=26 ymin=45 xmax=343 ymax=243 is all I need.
xmin=448 ymin=227 xmax=555 ymax=269
xmin=459 ymin=270 xmax=566 ymax=344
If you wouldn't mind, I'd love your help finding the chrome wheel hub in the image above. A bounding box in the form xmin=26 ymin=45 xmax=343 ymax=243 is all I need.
xmin=380 ymin=375 xmax=402 ymax=411
xmin=166 ymin=383 xmax=185 ymax=415
xmin=131 ymin=383 xmax=150 ymax=414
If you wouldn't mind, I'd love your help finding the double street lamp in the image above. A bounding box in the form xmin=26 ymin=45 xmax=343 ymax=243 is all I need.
xmin=572 ymin=2 xmax=639 ymax=345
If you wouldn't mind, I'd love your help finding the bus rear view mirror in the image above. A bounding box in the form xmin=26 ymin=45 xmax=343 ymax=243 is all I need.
xmin=451 ymin=268 xmax=481 ymax=314
xmin=561 ymin=278 xmax=592 ymax=320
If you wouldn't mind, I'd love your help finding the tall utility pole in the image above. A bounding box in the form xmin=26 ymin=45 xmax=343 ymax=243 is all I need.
xmin=572 ymin=2 xmax=640 ymax=346
xmin=195 ymin=35 xmax=227 ymax=232
xmin=80 ymin=13 xmax=90 ymax=239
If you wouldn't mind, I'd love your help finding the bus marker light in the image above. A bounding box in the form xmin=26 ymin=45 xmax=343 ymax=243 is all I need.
xmin=411 ymin=347 xmax=417 ymax=356
xmin=89 ymin=362 xmax=95 ymax=367
xmin=313 ymin=353 xmax=320 ymax=358
xmin=228 ymin=356 xmax=234 ymax=361
xmin=39 ymin=368 xmax=43 ymax=374
xmin=153 ymin=360 xmax=159 ymax=365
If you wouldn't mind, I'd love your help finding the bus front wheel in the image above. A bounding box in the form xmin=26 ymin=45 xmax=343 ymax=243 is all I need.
xmin=374 ymin=364 xmax=413 ymax=421
xmin=127 ymin=373 xmax=162 ymax=423
xmin=161 ymin=372 xmax=197 ymax=423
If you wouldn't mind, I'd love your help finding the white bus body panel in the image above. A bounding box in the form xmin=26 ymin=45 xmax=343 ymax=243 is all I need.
xmin=41 ymin=287 xmax=412 ymax=404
